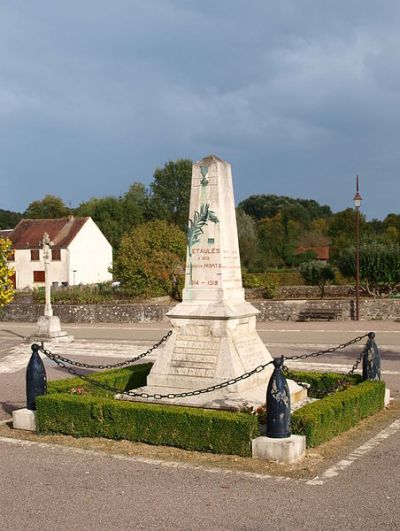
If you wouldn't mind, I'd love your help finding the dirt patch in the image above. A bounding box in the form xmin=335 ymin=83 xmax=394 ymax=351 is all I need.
xmin=1 ymin=401 xmax=399 ymax=480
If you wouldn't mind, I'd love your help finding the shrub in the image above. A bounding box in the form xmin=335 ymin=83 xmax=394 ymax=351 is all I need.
xmin=291 ymin=380 xmax=385 ymax=447
xmin=284 ymin=370 xmax=362 ymax=398
xmin=36 ymin=395 xmax=258 ymax=456
xmin=37 ymin=362 xmax=258 ymax=456
xmin=47 ymin=363 xmax=153 ymax=398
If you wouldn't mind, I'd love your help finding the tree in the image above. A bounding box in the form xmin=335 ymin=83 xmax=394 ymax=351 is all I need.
xmin=238 ymin=194 xmax=331 ymax=223
xmin=147 ymin=159 xmax=192 ymax=231
xmin=24 ymin=195 xmax=71 ymax=219
xmin=120 ymin=183 xmax=148 ymax=230
xmin=236 ymin=208 xmax=258 ymax=271
xmin=0 ymin=208 xmax=22 ymax=229
xmin=299 ymin=261 xmax=335 ymax=298
xmin=112 ymin=220 xmax=187 ymax=299
xmin=75 ymin=196 xmax=125 ymax=250
xmin=336 ymin=242 xmax=400 ymax=297
xmin=0 ymin=238 xmax=15 ymax=307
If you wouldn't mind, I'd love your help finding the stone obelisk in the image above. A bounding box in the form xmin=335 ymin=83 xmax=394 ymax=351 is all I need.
xmin=133 ymin=155 xmax=305 ymax=409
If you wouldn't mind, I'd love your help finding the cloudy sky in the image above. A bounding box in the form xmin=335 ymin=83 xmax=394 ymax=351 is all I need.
xmin=1 ymin=1 xmax=399 ymax=219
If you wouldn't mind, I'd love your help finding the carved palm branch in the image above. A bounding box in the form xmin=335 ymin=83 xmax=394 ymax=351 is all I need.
xmin=187 ymin=203 xmax=219 ymax=255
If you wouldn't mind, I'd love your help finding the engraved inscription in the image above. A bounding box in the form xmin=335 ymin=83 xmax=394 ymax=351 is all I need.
xmin=169 ymin=335 xmax=221 ymax=378
xmin=233 ymin=336 xmax=266 ymax=371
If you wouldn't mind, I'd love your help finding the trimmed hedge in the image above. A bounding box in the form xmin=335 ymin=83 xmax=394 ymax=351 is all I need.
xmin=284 ymin=370 xmax=362 ymax=398
xmin=47 ymin=363 xmax=153 ymax=398
xmin=36 ymin=394 xmax=258 ymax=456
xmin=37 ymin=364 xmax=386 ymax=453
xmin=291 ymin=380 xmax=386 ymax=447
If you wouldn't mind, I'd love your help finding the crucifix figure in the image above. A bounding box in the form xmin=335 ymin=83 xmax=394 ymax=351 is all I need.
xmin=40 ymin=232 xmax=53 ymax=318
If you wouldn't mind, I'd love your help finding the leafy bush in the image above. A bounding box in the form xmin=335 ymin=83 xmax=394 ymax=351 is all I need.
xmin=37 ymin=362 xmax=258 ymax=456
xmin=47 ymin=363 xmax=153 ymax=398
xmin=299 ymin=261 xmax=335 ymax=298
xmin=291 ymin=380 xmax=385 ymax=447
xmin=242 ymin=273 xmax=276 ymax=298
xmin=113 ymin=220 xmax=186 ymax=299
xmin=284 ymin=370 xmax=362 ymax=398
xmin=263 ymin=269 xmax=304 ymax=286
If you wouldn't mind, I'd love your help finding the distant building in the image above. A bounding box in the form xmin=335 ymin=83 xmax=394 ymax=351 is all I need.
xmin=295 ymin=245 xmax=330 ymax=262
xmin=0 ymin=216 xmax=112 ymax=290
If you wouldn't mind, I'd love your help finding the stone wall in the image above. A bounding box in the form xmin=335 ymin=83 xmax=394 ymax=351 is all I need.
xmin=1 ymin=298 xmax=399 ymax=323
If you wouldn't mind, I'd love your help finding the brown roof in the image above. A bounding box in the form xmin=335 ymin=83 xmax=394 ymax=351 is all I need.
xmin=295 ymin=246 xmax=330 ymax=261
xmin=7 ymin=217 xmax=89 ymax=250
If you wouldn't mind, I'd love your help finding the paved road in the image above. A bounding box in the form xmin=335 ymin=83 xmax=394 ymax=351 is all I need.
xmin=0 ymin=320 xmax=399 ymax=530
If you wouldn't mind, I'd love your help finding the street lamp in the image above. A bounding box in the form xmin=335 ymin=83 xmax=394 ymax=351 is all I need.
xmin=353 ymin=175 xmax=362 ymax=320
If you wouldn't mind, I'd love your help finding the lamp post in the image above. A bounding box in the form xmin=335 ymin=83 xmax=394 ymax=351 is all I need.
xmin=353 ymin=176 xmax=362 ymax=321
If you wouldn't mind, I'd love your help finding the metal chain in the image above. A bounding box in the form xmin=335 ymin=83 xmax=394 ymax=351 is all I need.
xmin=284 ymin=333 xmax=369 ymax=361
xmin=38 ymin=330 xmax=172 ymax=370
xmin=348 ymin=346 xmax=365 ymax=375
xmin=284 ymin=336 xmax=369 ymax=392
xmin=39 ymin=332 xmax=370 ymax=401
xmin=43 ymin=350 xmax=274 ymax=399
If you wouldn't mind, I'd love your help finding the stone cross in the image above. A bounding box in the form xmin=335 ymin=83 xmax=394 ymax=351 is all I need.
xmin=40 ymin=232 xmax=53 ymax=318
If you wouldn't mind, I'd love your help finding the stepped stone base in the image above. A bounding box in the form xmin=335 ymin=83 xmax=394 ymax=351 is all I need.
xmin=116 ymin=378 xmax=307 ymax=412
xmin=29 ymin=316 xmax=73 ymax=344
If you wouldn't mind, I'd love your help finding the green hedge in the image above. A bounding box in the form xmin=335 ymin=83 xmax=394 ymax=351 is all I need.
xmin=47 ymin=363 xmax=153 ymax=398
xmin=291 ymin=380 xmax=385 ymax=447
xmin=38 ymin=364 xmax=386 ymax=453
xmin=36 ymin=394 xmax=258 ymax=457
xmin=284 ymin=370 xmax=362 ymax=398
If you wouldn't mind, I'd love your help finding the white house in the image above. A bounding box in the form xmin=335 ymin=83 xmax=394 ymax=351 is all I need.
xmin=0 ymin=216 xmax=112 ymax=290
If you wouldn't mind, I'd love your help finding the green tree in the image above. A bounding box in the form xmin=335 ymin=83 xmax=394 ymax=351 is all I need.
xmin=24 ymin=195 xmax=71 ymax=219
xmin=336 ymin=242 xmax=400 ymax=297
xmin=0 ymin=208 xmax=22 ymax=229
xmin=75 ymin=196 xmax=125 ymax=249
xmin=0 ymin=238 xmax=15 ymax=307
xmin=120 ymin=183 xmax=148 ymax=230
xmin=148 ymin=159 xmax=192 ymax=231
xmin=239 ymin=194 xmax=331 ymax=223
xmin=112 ymin=220 xmax=187 ymax=299
xmin=236 ymin=208 xmax=258 ymax=271
xmin=299 ymin=260 xmax=335 ymax=298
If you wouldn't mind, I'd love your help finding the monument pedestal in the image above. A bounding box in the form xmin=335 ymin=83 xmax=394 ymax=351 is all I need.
xmin=30 ymin=316 xmax=73 ymax=344
xmin=118 ymin=302 xmax=307 ymax=411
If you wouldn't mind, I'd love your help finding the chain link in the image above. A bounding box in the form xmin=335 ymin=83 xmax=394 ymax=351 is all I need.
xmin=39 ymin=332 xmax=371 ymax=401
xmin=284 ymin=333 xmax=369 ymax=361
xmin=348 ymin=347 xmax=365 ymax=376
xmin=39 ymin=330 xmax=172 ymax=370
xmin=43 ymin=350 xmax=274 ymax=399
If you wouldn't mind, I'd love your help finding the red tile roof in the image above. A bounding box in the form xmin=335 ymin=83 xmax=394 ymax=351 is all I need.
xmin=6 ymin=217 xmax=89 ymax=250
xmin=295 ymin=246 xmax=330 ymax=260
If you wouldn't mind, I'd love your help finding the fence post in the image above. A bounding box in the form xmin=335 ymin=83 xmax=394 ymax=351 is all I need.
xmin=26 ymin=344 xmax=47 ymax=410
xmin=266 ymin=356 xmax=291 ymax=438
xmin=362 ymin=332 xmax=381 ymax=381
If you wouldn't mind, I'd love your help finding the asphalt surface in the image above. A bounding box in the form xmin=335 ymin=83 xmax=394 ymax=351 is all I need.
xmin=0 ymin=320 xmax=399 ymax=530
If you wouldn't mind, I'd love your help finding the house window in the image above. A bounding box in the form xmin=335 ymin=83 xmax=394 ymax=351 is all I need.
xmin=33 ymin=271 xmax=45 ymax=282
xmin=52 ymin=249 xmax=61 ymax=261
xmin=31 ymin=249 xmax=40 ymax=261
xmin=7 ymin=251 xmax=15 ymax=262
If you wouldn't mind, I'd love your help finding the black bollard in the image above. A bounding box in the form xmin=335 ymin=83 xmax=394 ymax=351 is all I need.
xmin=266 ymin=356 xmax=291 ymax=438
xmin=362 ymin=332 xmax=381 ymax=381
xmin=26 ymin=344 xmax=47 ymax=410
